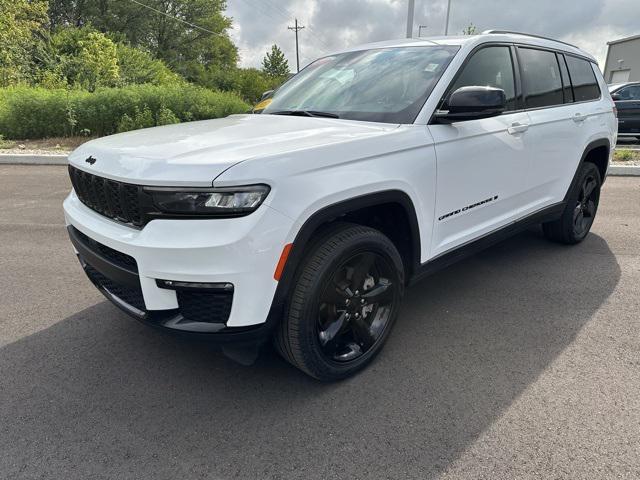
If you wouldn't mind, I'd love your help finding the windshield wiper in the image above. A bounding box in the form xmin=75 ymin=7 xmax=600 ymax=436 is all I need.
xmin=269 ymin=110 xmax=340 ymax=119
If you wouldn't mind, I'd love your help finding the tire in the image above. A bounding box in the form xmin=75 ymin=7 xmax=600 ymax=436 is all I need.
xmin=542 ymin=162 xmax=602 ymax=244
xmin=275 ymin=223 xmax=405 ymax=381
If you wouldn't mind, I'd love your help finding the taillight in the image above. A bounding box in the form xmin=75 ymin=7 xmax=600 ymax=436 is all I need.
xmin=613 ymin=104 xmax=618 ymax=118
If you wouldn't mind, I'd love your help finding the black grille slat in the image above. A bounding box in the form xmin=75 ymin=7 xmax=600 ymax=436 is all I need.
xmin=124 ymin=185 xmax=142 ymax=226
xmin=106 ymin=180 xmax=126 ymax=221
xmin=69 ymin=166 xmax=145 ymax=227
xmin=94 ymin=176 xmax=110 ymax=216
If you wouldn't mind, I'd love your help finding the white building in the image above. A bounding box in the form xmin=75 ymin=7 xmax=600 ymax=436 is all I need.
xmin=603 ymin=34 xmax=640 ymax=84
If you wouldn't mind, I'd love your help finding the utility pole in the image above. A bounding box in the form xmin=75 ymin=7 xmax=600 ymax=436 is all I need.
xmin=406 ymin=0 xmax=415 ymax=38
xmin=288 ymin=18 xmax=305 ymax=72
xmin=444 ymin=0 xmax=452 ymax=35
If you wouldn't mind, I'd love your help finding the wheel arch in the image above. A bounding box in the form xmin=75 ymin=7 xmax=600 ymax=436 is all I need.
xmin=564 ymin=138 xmax=611 ymax=203
xmin=267 ymin=190 xmax=421 ymax=321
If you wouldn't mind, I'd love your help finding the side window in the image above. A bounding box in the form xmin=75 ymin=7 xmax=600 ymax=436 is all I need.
xmin=616 ymin=85 xmax=640 ymax=100
xmin=518 ymin=47 xmax=563 ymax=109
xmin=446 ymin=46 xmax=517 ymax=111
xmin=557 ymin=54 xmax=574 ymax=103
xmin=565 ymin=56 xmax=600 ymax=102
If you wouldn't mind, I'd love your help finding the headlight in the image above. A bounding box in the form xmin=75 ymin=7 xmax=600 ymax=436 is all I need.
xmin=144 ymin=185 xmax=270 ymax=216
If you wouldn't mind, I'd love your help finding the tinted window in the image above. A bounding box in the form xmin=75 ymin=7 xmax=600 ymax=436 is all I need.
xmin=565 ymin=56 xmax=600 ymax=102
xmin=262 ymin=46 xmax=459 ymax=124
xmin=447 ymin=46 xmax=516 ymax=111
xmin=615 ymin=85 xmax=640 ymax=100
xmin=519 ymin=48 xmax=563 ymax=108
xmin=558 ymin=54 xmax=574 ymax=103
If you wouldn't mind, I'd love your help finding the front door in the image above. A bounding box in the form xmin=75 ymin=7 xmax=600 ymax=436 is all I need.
xmin=428 ymin=45 xmax=531 ymax=257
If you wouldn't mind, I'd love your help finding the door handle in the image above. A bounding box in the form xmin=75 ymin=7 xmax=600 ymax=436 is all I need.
xmin=507 ymin=122 xmax=529 ymax=135
xmin=573 ymin=113 xmax=587 ymax=123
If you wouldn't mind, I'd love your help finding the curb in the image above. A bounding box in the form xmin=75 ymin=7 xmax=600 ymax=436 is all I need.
xmin=0 ymin=154 xmax=68 ymax=165
xmin=608 ymin=165 xmax=640 ymax=176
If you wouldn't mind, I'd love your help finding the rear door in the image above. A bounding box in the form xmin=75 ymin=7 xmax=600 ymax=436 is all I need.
xmin=517 ymin=48 xmax=601 ymax=207
xmin=613 ymin=84 xmax=640 ymax=136
xmin=428 ymin=45 xmax=531 ymax=257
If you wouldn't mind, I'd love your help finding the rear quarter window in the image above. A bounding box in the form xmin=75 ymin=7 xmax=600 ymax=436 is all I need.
xmin=565 ymin=56 xmax=601 ymax=102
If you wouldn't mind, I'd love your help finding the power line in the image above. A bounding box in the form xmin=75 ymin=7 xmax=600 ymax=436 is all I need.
xmin=127 ymin=0 xmax=226 ymax=37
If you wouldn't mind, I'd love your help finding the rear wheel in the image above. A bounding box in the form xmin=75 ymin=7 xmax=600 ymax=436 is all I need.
xmin=275 ymin=223 xmax=404 ymax=381
xmin=542 ymin=162 xmax=601 ymax=244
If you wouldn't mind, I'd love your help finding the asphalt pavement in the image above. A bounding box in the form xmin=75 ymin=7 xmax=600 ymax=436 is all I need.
xmin=0 ymin=165 xmax=638 ymax=479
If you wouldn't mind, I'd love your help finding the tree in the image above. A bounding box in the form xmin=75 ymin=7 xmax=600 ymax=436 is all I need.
xmin=48 ymin=27 xmax=120 ymax=90
xmin=462 ymin=23 xmax=478 ymax=35
xmin=0 ymin=0 xmax=48 ymax=86
xmin=46 ymin=0 xmax=238 ymax=81
xmin=262 ymin=45 xmax=290 ymax=77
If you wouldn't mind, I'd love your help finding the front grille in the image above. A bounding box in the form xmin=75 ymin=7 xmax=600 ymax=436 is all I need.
xmin=177 ymin=290 xmax=233 ymax=324
xmin=69 ymin=166 xmax=145 ymax=227
xmin=85 ymin=263 xmax=146 ymax=311
xmin=73 ymin=227 xmax=138 ymax=273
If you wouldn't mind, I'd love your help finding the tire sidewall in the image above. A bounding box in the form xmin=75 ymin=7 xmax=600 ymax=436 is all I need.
xmin=291 ymin=227 xmax=404 ymax=380
xmin=565 ymin=162 xmax=602 ymax=242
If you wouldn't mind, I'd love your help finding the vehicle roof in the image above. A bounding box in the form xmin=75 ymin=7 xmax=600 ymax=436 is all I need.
xmin=334 ymin=32 xmax=597 ymax=63
xmin=609 ymin=81 xmax=640 ymax=91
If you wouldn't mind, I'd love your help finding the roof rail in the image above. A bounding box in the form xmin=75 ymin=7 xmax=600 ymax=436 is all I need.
xmin=482 ymin=30 xmax=580 ymax=50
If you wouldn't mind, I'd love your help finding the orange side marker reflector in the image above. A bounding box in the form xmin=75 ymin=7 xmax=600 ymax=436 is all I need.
xmin=274 ymin=243 xmax=293 ymax=281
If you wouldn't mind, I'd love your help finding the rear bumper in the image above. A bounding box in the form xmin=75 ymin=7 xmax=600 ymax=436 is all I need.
xmin=64 ymin=190 xmax=295 ymax=338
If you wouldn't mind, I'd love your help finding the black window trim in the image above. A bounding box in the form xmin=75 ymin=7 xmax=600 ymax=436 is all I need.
xmin=429 ymin=41 xmax=603 ymax=124
xmin=556 ymin=52 xmax=574 ymax=104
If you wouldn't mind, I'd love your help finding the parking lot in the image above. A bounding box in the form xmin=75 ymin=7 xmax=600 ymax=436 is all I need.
xmin=1 ymin=165 xmax=638 ymax=479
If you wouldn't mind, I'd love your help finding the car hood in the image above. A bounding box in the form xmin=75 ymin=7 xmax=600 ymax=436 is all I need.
xmin=68 ymin=114 xmax=399 ymax=186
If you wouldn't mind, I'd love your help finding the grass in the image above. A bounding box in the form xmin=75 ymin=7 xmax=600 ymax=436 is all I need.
xmin=613 ymin=149 xmax=640 ymax=162
xmin=0 ymin=135 xmax=16 ymax=149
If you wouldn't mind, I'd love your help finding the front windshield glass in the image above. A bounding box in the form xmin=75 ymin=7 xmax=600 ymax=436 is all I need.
xmin=263 ymin=46 xmax=459 ymax=124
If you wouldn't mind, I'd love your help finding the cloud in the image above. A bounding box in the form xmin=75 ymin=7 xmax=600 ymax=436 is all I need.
xmin=226 ymin=0 xmax=639 ymax=69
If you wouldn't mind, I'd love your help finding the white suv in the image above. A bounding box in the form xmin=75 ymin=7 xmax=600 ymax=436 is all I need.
xmin=64 ymin=31 xmax=617 ymax=380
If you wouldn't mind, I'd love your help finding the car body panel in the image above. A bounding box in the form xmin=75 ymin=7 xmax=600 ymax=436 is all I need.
xmin=67 ymin=114 xmax=400 ymax=186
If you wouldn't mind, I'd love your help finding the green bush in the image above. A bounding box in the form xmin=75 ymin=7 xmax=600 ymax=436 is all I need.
xmin=0 ymin=84 xmax=250 ymax=139
xmin=203 ymin=66 xmax=286 ymax=104
xmin=116 ymin=44 xmax=183 ymax=86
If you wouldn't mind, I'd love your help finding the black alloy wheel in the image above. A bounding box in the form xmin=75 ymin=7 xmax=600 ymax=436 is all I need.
xmin=317 ymin=251 xmax=396 ymax=363
xmin=275 ymin=223 xmax=404 ymax=381
xmin=573 ymin=172 xmax=599 ymax=238
xmin=543 ymin=161 xmax=601 ymax=245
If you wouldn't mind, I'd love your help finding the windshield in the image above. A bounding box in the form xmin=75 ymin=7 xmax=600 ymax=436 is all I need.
xmin=263 ymin=46 xmax=459 ymax=124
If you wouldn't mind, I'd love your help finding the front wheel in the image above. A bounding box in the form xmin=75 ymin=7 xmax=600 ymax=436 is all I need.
xmin=275 ymin=223 xmax=404 ymax=381
xmin=543 ymin=162 xmax=602 ymax=244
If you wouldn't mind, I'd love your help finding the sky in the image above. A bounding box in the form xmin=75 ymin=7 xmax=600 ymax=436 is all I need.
xmin=225 ymin=0 xmax=639 ymax=71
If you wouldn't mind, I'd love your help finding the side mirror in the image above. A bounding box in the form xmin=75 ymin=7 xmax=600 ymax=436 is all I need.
xmin=611 ymin=93 xmax=621 ymax=101
xmin=260 ymin=90 xmax=275 ymax=101
xmin=434 ymin=86 xmax=507 ymax=123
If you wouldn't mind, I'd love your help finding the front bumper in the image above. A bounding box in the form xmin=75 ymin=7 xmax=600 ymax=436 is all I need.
xmin=64 ymin=190 xmax=295 ymax=337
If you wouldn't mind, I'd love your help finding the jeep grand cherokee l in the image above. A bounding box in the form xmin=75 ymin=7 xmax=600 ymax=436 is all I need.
xmin=64 ymin=31 xmax=617 ymax=380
